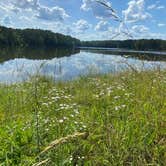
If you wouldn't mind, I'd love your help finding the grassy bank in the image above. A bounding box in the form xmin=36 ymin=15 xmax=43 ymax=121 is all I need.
xmin=0 ymin=70 xmax=165 ymax=165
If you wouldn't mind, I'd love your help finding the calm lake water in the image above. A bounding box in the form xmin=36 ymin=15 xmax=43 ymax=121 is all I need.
xmin=0 ymin=47 xmax=166 ymax=83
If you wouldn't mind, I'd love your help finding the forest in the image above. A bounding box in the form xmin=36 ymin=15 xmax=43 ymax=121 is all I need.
xmin=81 ymin=39 xmax=166 ymax=51
xmin=0 ymin=26 xmax=166 ymax=51
xmin=0 ymin=26 xmax=80 ymax=48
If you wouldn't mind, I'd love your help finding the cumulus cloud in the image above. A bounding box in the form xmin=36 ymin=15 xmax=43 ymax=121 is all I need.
xmin=131 ymin=25 xmax=149 ymax=33
xmin=73 ymin=19 xmax=91 ymax=32
xmin=81 ymin=0 xmax=118 ymax=20
xmin=0 ymin=0 xmax=39 ymax=12
xmin=95 ymin=21 xmax=109 ymax=31
xmin=11 ymin=0 xmax=39 ymax=10
xmin=81 ymin=0 xmax=94 ymax=11
xmin=128 ymin=25 xmax=166 ymax=39
xmin=0 ymin=0 xmax=69 ymax=22
xmin=36 ymin=6 xmax=69 ymax=21
xmin=123 ymin=0 xmax=151 ymax=23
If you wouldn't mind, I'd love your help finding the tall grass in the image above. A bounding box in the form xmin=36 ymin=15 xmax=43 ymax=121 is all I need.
xmin=0 ymin=69 xmax=165 ymax=165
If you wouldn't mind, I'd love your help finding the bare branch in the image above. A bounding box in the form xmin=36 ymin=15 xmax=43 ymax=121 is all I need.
xmin=96 ymin=0 xmax=122 ymax=22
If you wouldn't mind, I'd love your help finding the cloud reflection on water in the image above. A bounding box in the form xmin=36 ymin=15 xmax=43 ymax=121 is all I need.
xmin=0 ymin=51 xmax=165 ymax=83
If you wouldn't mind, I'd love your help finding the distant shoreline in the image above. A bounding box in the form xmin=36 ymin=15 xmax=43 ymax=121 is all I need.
xmin=79 ymin=47 xmax=166 ymax=56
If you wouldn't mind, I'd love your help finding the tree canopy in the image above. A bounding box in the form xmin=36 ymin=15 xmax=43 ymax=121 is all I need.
xmin=0 ymin=26 xmax=80 ymax=48
xmin=0 ymin=26 xmax=166 ymax=51
xmin=81 ymin=39 xmax=166 ymax=51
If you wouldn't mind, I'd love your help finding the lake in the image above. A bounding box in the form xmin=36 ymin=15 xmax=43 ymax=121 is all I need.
xmin=0 ymin=47 xmax=166 ymax=83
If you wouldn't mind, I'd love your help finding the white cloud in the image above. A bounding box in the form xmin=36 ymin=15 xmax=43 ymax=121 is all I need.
xmin=0 ymin=4 xmax=9 ymax=12
xmin=81 ymin=0 xmax=119 ymax=20
xmin=131 ymin=25 xmax=149 ymax=33
xmin=156 ymin=6 xmax=165 ymax=9
xmin=36 ymin=21 xmax=73 ymax=35
xmin=147 ymin=2 xmax=165 ymax=10
xmin=0 ymin=0 xmax=39 ymax=12
xmin=36 ymin=6 xmax=69 ymax=21
xmin=128 ymin=24 xmax=166 ymax=39
xmin=11 ymin=0 xmax=39 ymax=10
xmin=147 ymin=4 xmax=156 ymax=10
xmin=81 ymin=0 xmax=94 ymax=11
xmin=19 ymin=16 xmax=31 ymax=21
xmin=0 ymin=0 xmax=69 ymax=22
xmin=73 ymin=19 xmax=91 ymax=32
xmin=123 ymin=0 xmax=151 ymax=23
xmin=158 ymin=23 xmax=165 ymax=27
xmin=95 ymin=21 xmax=109 ymax=31
xmin=143 ymin=33 xmax=166 ymax=40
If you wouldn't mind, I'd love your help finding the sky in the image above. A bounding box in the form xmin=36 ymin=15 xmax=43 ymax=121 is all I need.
xmin=0 ymin=0 xmax=165 ymax=40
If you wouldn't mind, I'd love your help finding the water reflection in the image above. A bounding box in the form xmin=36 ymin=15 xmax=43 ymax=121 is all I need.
xmin=81 ymin=48 xmax=166 ymax=61
xmin=0 ymin=47 xmax=80 ymax=63
xmin=0 ymin=48 xmax=166 ymax=83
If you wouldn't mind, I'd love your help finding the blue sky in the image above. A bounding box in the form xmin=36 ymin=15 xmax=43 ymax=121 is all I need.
xmin=0 ymin=0 xmax=165 ymax=40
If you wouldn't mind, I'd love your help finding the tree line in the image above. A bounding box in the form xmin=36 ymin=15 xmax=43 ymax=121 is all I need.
xmin=0 ymin=25 xmax=166 ymax=51
xmin=81 ymin=39 xmax=166 ymax=51
xmin=0 ymin=26 xmax=80 ymax=48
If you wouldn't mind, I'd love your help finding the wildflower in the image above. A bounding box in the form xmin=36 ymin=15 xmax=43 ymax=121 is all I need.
xmin=42 ymin=103 xmax=48 ymax=106
xmin=59 ymin=119 xmax=64 ymax=123
xmin=63 ymin=116 xmax=68 ymax=120
xmin=94 ymin=94 xmax=99 ymax=98
xmin=124 ymin=93 xmax=130 ymax=97
xmin=114 ymin=96 xmax=120 ymax=99
xmin=121 ymin=104 xmax=126 ymax=108
xmin=115 ymin=106 xmax=120 ymax=111
xmin=74 ymin=109 xmax=79 ymax=114
xmin=44 ymin=118 xmax=49 ymax=124
xmin=99 ymin=92 xmax=104 ymax=96
xmin=107 ymin=90 xmax=113 ymax=95
xmin=70 ymin=114 xmax=74 ymax=118
xmin=83 ymin=125 xmax=87 ymax=128
xmin=69 ymin=157 xmax=73 ymax=161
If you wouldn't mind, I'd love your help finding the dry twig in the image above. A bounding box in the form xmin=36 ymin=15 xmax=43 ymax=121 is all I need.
xmin=40 ymin=132 xmax=88 ymax=155
xmin=32 ymin=158 xmax=50 ymax=166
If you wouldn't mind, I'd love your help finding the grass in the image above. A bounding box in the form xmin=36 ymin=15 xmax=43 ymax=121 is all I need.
xmin=0 ymin=69 xmax=165 ymax=165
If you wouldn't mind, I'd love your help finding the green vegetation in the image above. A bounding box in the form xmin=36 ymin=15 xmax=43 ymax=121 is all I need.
xmin=0 ymin=26 xmax=80 ymax=48
xmin=0 ymin=70 xmax=165 ymax=165
xmin=82 ymin=39 xmax=166 ymax=51
xmin=1 ymin=26 xmax=166 ymax=51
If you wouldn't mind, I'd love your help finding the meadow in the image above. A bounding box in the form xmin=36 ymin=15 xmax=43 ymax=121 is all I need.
xmin=0 ymin=69 xmax=165 ymax=165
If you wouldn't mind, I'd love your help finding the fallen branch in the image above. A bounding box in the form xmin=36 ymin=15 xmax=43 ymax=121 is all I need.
xmin=40 ymin=132 xmax=88 ymax=155
xmin=32 ymin=158 xmax=50 ymax=166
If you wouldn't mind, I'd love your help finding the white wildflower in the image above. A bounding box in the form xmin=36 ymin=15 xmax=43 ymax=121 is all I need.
xmin=59 ymin=119 xmax=64 ymax=123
